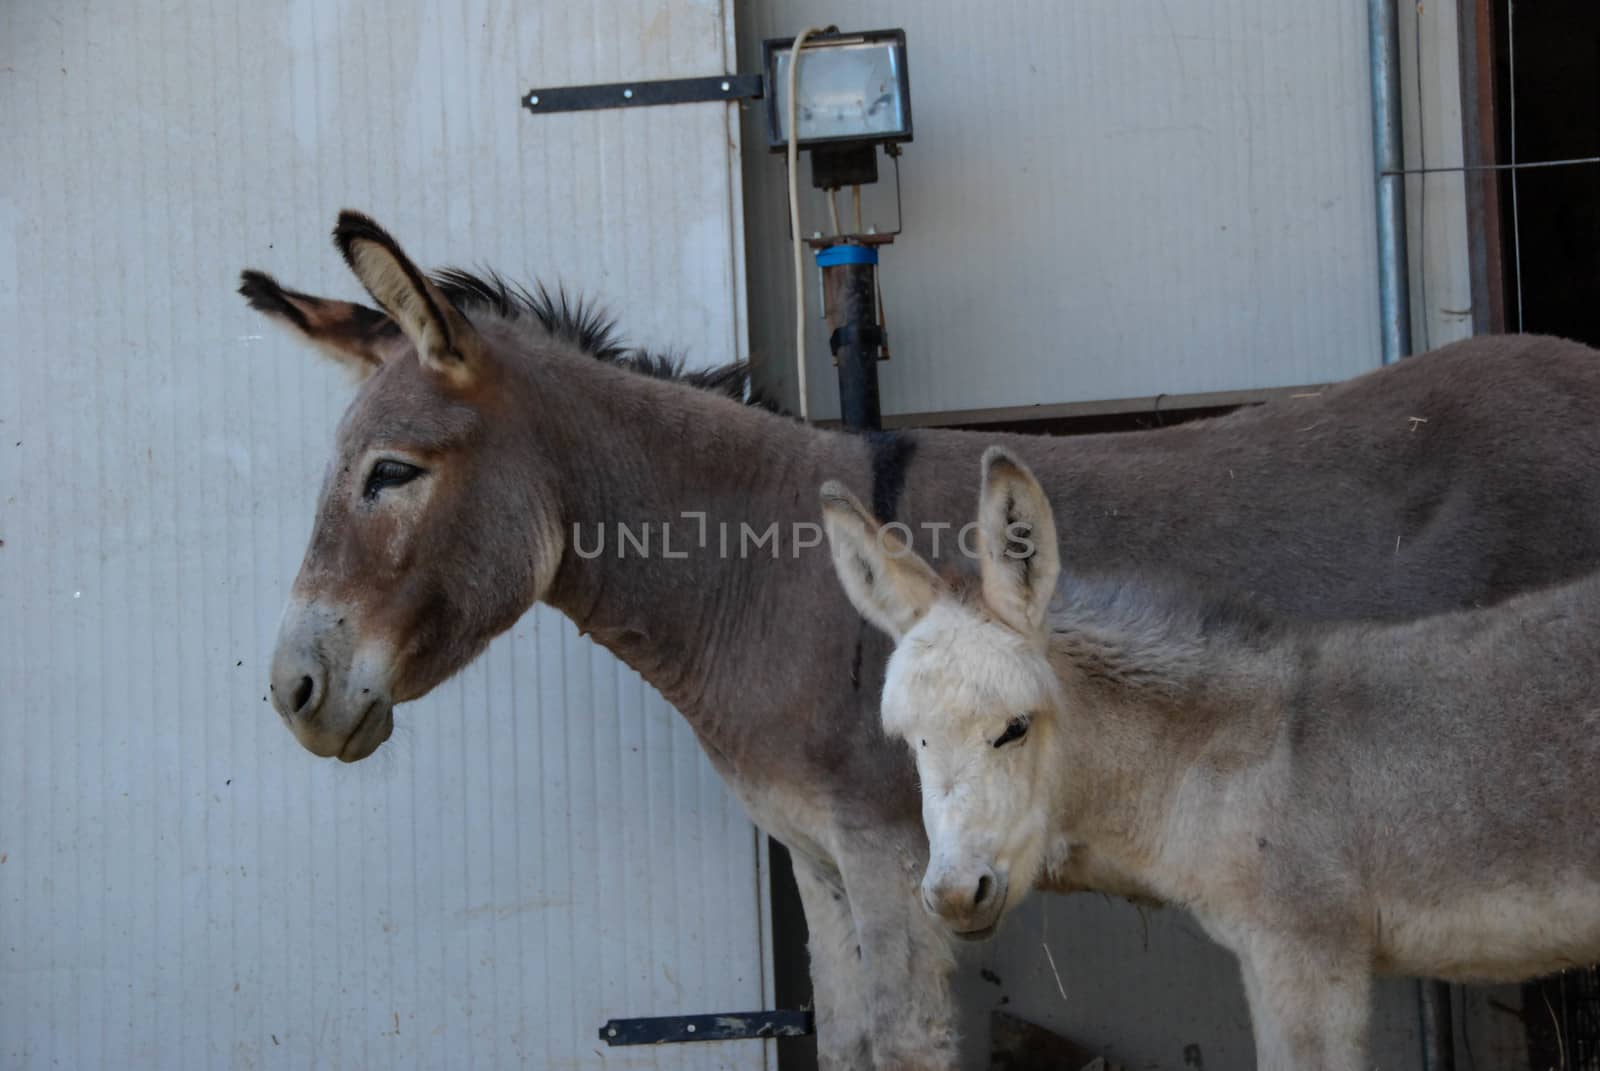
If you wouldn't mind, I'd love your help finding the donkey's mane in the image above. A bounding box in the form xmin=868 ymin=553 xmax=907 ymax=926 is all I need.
xmin=431 ymin=267 xmax=758 ymax=403
xmin=1037 ymin=570 xmax=1278 ymax=643
xmin=1046 ymin=573 xmax=1285 ymax=697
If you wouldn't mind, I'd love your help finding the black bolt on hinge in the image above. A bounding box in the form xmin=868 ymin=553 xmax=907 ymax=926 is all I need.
xmin=598 ymin=1009 xmax=813 ymax=1046
xmin=524 ymin=73 xmax=764 ymax=115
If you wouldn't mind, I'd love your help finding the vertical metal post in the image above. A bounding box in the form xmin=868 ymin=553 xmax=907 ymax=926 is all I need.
xmin=1370 ymin=0 xmax=1413 ymax=363
xmin=818 ymin=243 xmax=884 ymax=430
xmin=1456 ymin=0 xmax=1507 ymax=334
xmin=1371 ymin=3 xmax=1451 ymax=1065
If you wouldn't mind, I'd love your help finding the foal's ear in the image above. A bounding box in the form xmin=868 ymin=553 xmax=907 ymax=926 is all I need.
xmin=821 ymin=480 xmax=942 ymax=641
xmin=238 ymin=270 xmax=405 ymax=380
xmin=977 ymin=447 xmax=1060 ymax=635
xmin=332 ymin=210 xmax=480 ymax=385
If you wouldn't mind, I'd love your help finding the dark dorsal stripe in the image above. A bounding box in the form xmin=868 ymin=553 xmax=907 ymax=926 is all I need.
xmin=851 ymin=430 xmax=917 ymax=693
xmin=866 ymin=430 xmax=916 ymax=526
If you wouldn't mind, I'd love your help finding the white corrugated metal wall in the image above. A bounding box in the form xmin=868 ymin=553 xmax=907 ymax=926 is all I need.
xmin=0 ymin=2 xmax=770 ymax=1068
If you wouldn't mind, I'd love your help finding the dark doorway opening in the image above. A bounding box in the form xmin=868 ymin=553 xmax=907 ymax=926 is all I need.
xmin=1489 ymin=0 xmax=1600 ymax=342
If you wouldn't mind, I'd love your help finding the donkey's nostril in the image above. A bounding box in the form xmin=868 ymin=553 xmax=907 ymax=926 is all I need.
xmin=292 ymin=675 xmax=315 ymax=714
xmin=973 ymin=873 xmax=994 ymax=908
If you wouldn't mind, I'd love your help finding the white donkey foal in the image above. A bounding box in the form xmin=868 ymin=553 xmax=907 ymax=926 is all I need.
xmin=821 ymin=447 xmax=1600 ymax=1071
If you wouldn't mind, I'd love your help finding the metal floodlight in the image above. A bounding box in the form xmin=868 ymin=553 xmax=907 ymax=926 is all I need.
xmin=763 ymin=29 xmax=911 ymax=190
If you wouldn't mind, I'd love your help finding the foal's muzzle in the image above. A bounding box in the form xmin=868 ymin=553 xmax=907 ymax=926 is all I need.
xmin=922 ymin=865 xmax=1008 ymax=940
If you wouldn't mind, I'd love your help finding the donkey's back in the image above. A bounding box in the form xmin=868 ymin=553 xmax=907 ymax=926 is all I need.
xmin=985 ymin=333 xmax=1600 ymax=622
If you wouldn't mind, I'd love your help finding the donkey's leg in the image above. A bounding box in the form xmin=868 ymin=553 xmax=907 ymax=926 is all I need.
xmin=1236 ymin=933 xmax=1371 ymax=1071
xmin=790 ymin=850 xmax=878 ymax=1070
xmin=839 ymin=836 xmax=961 ymax=1071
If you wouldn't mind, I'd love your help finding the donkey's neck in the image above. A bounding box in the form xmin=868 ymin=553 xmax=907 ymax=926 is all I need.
xmin=526 ymin=350 xmax=868 ymax=755
xmin=1043 ymin=580 xmax=1294 ymax=897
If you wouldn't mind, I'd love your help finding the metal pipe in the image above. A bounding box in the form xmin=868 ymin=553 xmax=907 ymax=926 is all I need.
xmin=1370 ymin=5 xmax=1450 ymax=1065
xmin=819 ymin=243 xmax=884 ymax=430
xmin=1369 ymin=0 xmax=1413 ymax=364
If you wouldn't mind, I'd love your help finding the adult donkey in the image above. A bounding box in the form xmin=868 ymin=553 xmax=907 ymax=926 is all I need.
xmin=245 ymin=211 xmax=1600 ymax=1070
xmin=821 ymin=447 xmax=1600 ymax=1069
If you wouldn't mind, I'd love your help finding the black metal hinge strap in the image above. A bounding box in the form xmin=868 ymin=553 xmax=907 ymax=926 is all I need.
xmin=524 ymin=74 xmax=763 ymax=115
xmin=598 ymin=1009 xmax=813 ymax=1045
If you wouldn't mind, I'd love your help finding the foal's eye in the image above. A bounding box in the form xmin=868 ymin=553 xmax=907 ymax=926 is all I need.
xmin=992 ymin=717 xmax=1030 ymax=748
xmin=363 ymin=459 xmax=424 ymax=499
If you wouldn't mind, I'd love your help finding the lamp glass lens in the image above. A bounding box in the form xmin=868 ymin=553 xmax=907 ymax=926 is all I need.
xmin=772 ymin=40 xmax=906 ymax=143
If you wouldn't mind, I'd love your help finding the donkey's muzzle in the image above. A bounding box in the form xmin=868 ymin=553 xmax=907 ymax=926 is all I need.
xmin=269 ymin=600 xmax=390 ymax=760
xmin=922 ymin=865 xmax=1007 ymax=939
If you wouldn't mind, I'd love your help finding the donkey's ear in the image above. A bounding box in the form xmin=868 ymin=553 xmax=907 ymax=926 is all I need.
xmin=238 ymin=270 xmax=405 ymax=380
xmin=977 ymin=447 xmax=1060 ymax=635
xmin=821 ymin=480 xmax=941 ymax=641
xmin=331 ymin=210 xmax=479 ymax=384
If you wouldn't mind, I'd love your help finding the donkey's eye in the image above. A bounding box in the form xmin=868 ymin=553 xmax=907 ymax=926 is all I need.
xmin=363 ymin=459 xmax=424 ymax=499
xmin=992 ymin=717 xmax=1029 ymax=748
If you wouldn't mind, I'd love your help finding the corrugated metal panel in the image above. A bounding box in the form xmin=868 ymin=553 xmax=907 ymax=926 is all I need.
xmin=738 ymin=0 xmax=1385 ymax=420
xmin=0 ymin=2 xmax=768 ymax=1069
